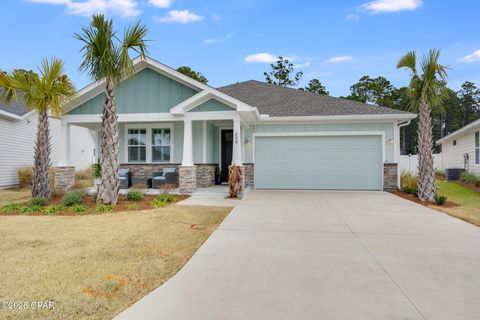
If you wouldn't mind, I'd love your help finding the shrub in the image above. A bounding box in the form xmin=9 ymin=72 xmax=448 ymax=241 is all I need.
xmin=63 ymin=191 xmax=85 ymax=207
xmin=400 ymin=173 xmax=418 ymax=190
xmin=151 ymin=194 xmax=176 ymax=208
xmin=459 ymin=172 xmax=480 ymax=186
xmin=401 ymin=186 xmax=418 ymax=196
xmin=71 ymin=204 xmax=89 ymax=214
xmin=0 ymin=203 xmax=23 ymax=213
xmin=126 ymin=189 xmax=144 ymax=201
xmin=17 ymin=167 xmax=56 ymax=190
xmin=95 ymin=204 xmax=113 ymax=213
xmin=92 ymin=159 xmax=101 ymax=179
xmin=30 ymin=197 xmax=48 ymax=207
xmin=21 ymin=205 xmax=43 ymax=214
xmin=434 ymin=194 xmax=448 ymax=206
xmin=44 ymin=204 xmax=65 ymax=215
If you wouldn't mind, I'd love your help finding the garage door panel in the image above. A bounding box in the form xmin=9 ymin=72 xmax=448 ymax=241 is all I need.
xmin=254 ymin=135 xmax=383 ymax=190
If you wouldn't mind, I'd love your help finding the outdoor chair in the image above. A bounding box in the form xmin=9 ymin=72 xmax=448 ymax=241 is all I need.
xmin=119 ymin=168 xmax=132 ymax=189
xmin=152 ymin=168 xmax=177 ymax=188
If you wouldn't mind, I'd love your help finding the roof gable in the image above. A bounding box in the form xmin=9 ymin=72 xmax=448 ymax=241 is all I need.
xmin=67 ymin=67 xmax=199 ymax=115
xmin=189 ymin=98 xmax=234 ymax=112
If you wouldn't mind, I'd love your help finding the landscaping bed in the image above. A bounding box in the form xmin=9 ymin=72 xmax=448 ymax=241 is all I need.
xmin=0 ymin=191 xmax=189 ymax=216
xmin=394 ymin=173 xmax=480 ymax=227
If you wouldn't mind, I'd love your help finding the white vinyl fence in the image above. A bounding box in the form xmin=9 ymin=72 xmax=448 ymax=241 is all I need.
xmin=398 ymin=154 xmax=443 ymax=176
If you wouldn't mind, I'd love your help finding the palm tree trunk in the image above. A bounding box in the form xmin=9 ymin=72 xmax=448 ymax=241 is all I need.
xmin=97 ymin=78 xmax=120 ymax=205
xmin=32 ymin=109 xmax=51 ymax=198
xmin=417 ymin=94 xmax=436 ymax=201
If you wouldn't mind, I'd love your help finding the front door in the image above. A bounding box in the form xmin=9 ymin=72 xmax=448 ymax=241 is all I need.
xmin=221 ymin=129 xmax=233 ymax=181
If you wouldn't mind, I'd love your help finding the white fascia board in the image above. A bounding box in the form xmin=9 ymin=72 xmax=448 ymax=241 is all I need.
xmin=254 ymin=113 xmax=416 ymax=124
xmin=0 ymin=109 xmax=36 ymax=121
xmin=62 ymin=111 xmax=241 ymax=124
xmin=436 ymin=118 xmax=480 ymax=144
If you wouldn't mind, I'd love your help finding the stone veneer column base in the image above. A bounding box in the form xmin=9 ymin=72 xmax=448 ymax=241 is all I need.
xmin=244 ymin=163 xmax=254 ymax=189
xmin=196 ymin=164 xmax=216 ymax=188
xmin=55 ymin=166 xmax=75 ymax=193
xmin=383 ymin=163 xmax=398 ymax=191
xmin=178 ymin=166 xmax=197 ymax=194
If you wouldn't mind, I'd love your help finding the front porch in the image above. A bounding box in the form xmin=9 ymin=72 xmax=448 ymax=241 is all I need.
xmin=56 ymin=116 xmax=253 ymax=196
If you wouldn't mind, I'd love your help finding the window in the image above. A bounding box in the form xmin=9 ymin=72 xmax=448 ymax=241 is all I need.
xmin=453 ymin=140 xmax=457 ymax=146
xmin=128 ymin=129 xmax=146 ymax=162
xmin=475 ymin=131 xmax=479 ymax=164
xmin=152 ymin=128 xmax=171 ymax=162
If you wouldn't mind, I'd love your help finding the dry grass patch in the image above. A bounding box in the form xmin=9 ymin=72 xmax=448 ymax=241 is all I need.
xmin=0 ymin=188 xmax=31 ymax=205
xmin=0 ymin=205 xmax=231 ymax=319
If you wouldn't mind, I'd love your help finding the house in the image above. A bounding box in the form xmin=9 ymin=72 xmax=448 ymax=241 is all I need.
xmin=0 ymin=94 xmax=96 ymax=188
xmin=57 ymin=57 xmax=416 ymax=193
xmin=437 ymin=118 xmax=480 ymax=176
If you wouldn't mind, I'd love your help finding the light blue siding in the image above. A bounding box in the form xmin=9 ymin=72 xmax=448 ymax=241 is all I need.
xmin=244 ymin=122 xmax=394 ymax=163
xmin=193 ymin=121 xmax=203 ymax=163
xmin=68 ymin=68 xmax=198 ymax=115
xmin=173 ymin=122 xmax=183 ymax=162
xmin=190 ymin=99 xmax=233 ymax=112
xmin=254 ymin=135 xmax=383 ymax=190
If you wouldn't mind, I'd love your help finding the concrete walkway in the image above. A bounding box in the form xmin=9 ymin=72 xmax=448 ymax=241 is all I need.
xmin=116 ymin=191 xmax=480 ymax=320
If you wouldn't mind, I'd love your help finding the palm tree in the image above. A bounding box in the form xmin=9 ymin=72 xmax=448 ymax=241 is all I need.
xmin=75 ymin=14 xmax=148 ymax=205
xmin=397 ymin=49 xmax=449 ymax=202
xmin=0 ymin=59 xmax=75 ymax=198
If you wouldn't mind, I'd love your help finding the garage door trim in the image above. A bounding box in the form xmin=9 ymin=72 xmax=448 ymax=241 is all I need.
xmin=252 ymin=131 xmax=385 ymax=190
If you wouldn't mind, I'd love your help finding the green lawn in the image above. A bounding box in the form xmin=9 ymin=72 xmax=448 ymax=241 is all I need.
xmin=435 ymin=179 xmax=480 ymax=226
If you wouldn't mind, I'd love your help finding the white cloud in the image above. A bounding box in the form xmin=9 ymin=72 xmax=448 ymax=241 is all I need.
xmin=204 ymin=34 xmax=232 ymax=44
xmin=295 ymin=61 xmax=311 ymax=68
xmin=244 ymin=53 xmax=278 ymax=63
xmin=29 ymin=0 xmax=141 ymax=17
xmin=148 ymin=0 xmax=172 ymax=8
xmin=326 ymin=55 xmax=353 ymax=63
xmin=212 ymin=14 xmax=221 ymax=21
xmin=458 ymin=49 xmax=480 ymax=63
xmin=361 ymin=0 xmax=422 ymax=13
xmin=154 ymin=10 xmax=204 ymax=23
xmin=346 ymin=14 xmax=360 ymax=20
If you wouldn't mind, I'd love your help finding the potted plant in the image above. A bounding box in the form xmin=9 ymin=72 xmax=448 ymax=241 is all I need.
xmin=92 ymin=159 xmax=101 ymax=192
xmin=214 ymin=166 xmax=222 ymax=185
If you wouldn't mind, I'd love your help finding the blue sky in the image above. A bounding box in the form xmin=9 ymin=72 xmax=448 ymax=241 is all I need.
xmin=1 ymin=0 xmax=480 ymax=96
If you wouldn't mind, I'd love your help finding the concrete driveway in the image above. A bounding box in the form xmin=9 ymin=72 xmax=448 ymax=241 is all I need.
xmin=116 ymin=191 xmax=480 ymax=320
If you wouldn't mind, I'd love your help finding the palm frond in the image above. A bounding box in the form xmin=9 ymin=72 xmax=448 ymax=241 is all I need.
xmin=397 ymin=51 xmax=417 ymax=74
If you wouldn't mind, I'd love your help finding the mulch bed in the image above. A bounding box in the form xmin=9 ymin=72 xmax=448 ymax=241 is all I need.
xmin=0 ymin=194 xmax=189 ymax=216
xmin=390 ymin=190 xmax=458 ymax=208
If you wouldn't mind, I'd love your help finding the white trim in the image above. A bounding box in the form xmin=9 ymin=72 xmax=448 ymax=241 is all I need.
xmin=437 ymin=118 xmax=480 ymax=144
xmin=0 ymin=109 xmax=36 ymax=121
xmin=202 ymin=121 xmax=207 ymax=163
xmin=62 ymin=111 xmax=242 ymax=124
xmin=124 ymin=123 xmax=174 ymax=164
xmin=255 ymin=113 xmax=416 ymax=123
xmin=170 ymin=91 xmax=237 ymax=114
xmin=251 ymin=131 xmax=386 ymax=191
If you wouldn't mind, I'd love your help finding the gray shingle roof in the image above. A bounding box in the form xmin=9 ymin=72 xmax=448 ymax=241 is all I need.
xmin=0 ymin=91 xmax=29 ymax=116
xmin=217 ymin=80 xmax=411 ymax=117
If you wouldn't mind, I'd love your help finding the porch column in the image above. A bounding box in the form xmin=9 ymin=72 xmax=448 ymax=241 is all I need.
xmin=229 ymin=119 xmax=245 ymax=199
xmin=179 ymin=119 xmax=196 ymax=193
xmin=55 ymin=122 xmax=75 ymax=192
xmin=232 ymin=119 xmax=243 ymax=165
xmin=58 ymin=122 xmax=71 ymax=166
xmin=182 ymin=120 xmax=193 ymax=166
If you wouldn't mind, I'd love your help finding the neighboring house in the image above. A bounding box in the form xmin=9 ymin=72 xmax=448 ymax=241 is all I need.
xmin=437 ymin=118 xmax=480 ymax=176
xmin=0 ymin=95 xmax=96 ymax=188
xmin=58 ymin=57 xmax=415 ymax=193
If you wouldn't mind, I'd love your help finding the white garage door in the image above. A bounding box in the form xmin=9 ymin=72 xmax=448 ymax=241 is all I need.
xmin=254 ymin=135 xmax=383 ymax=190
